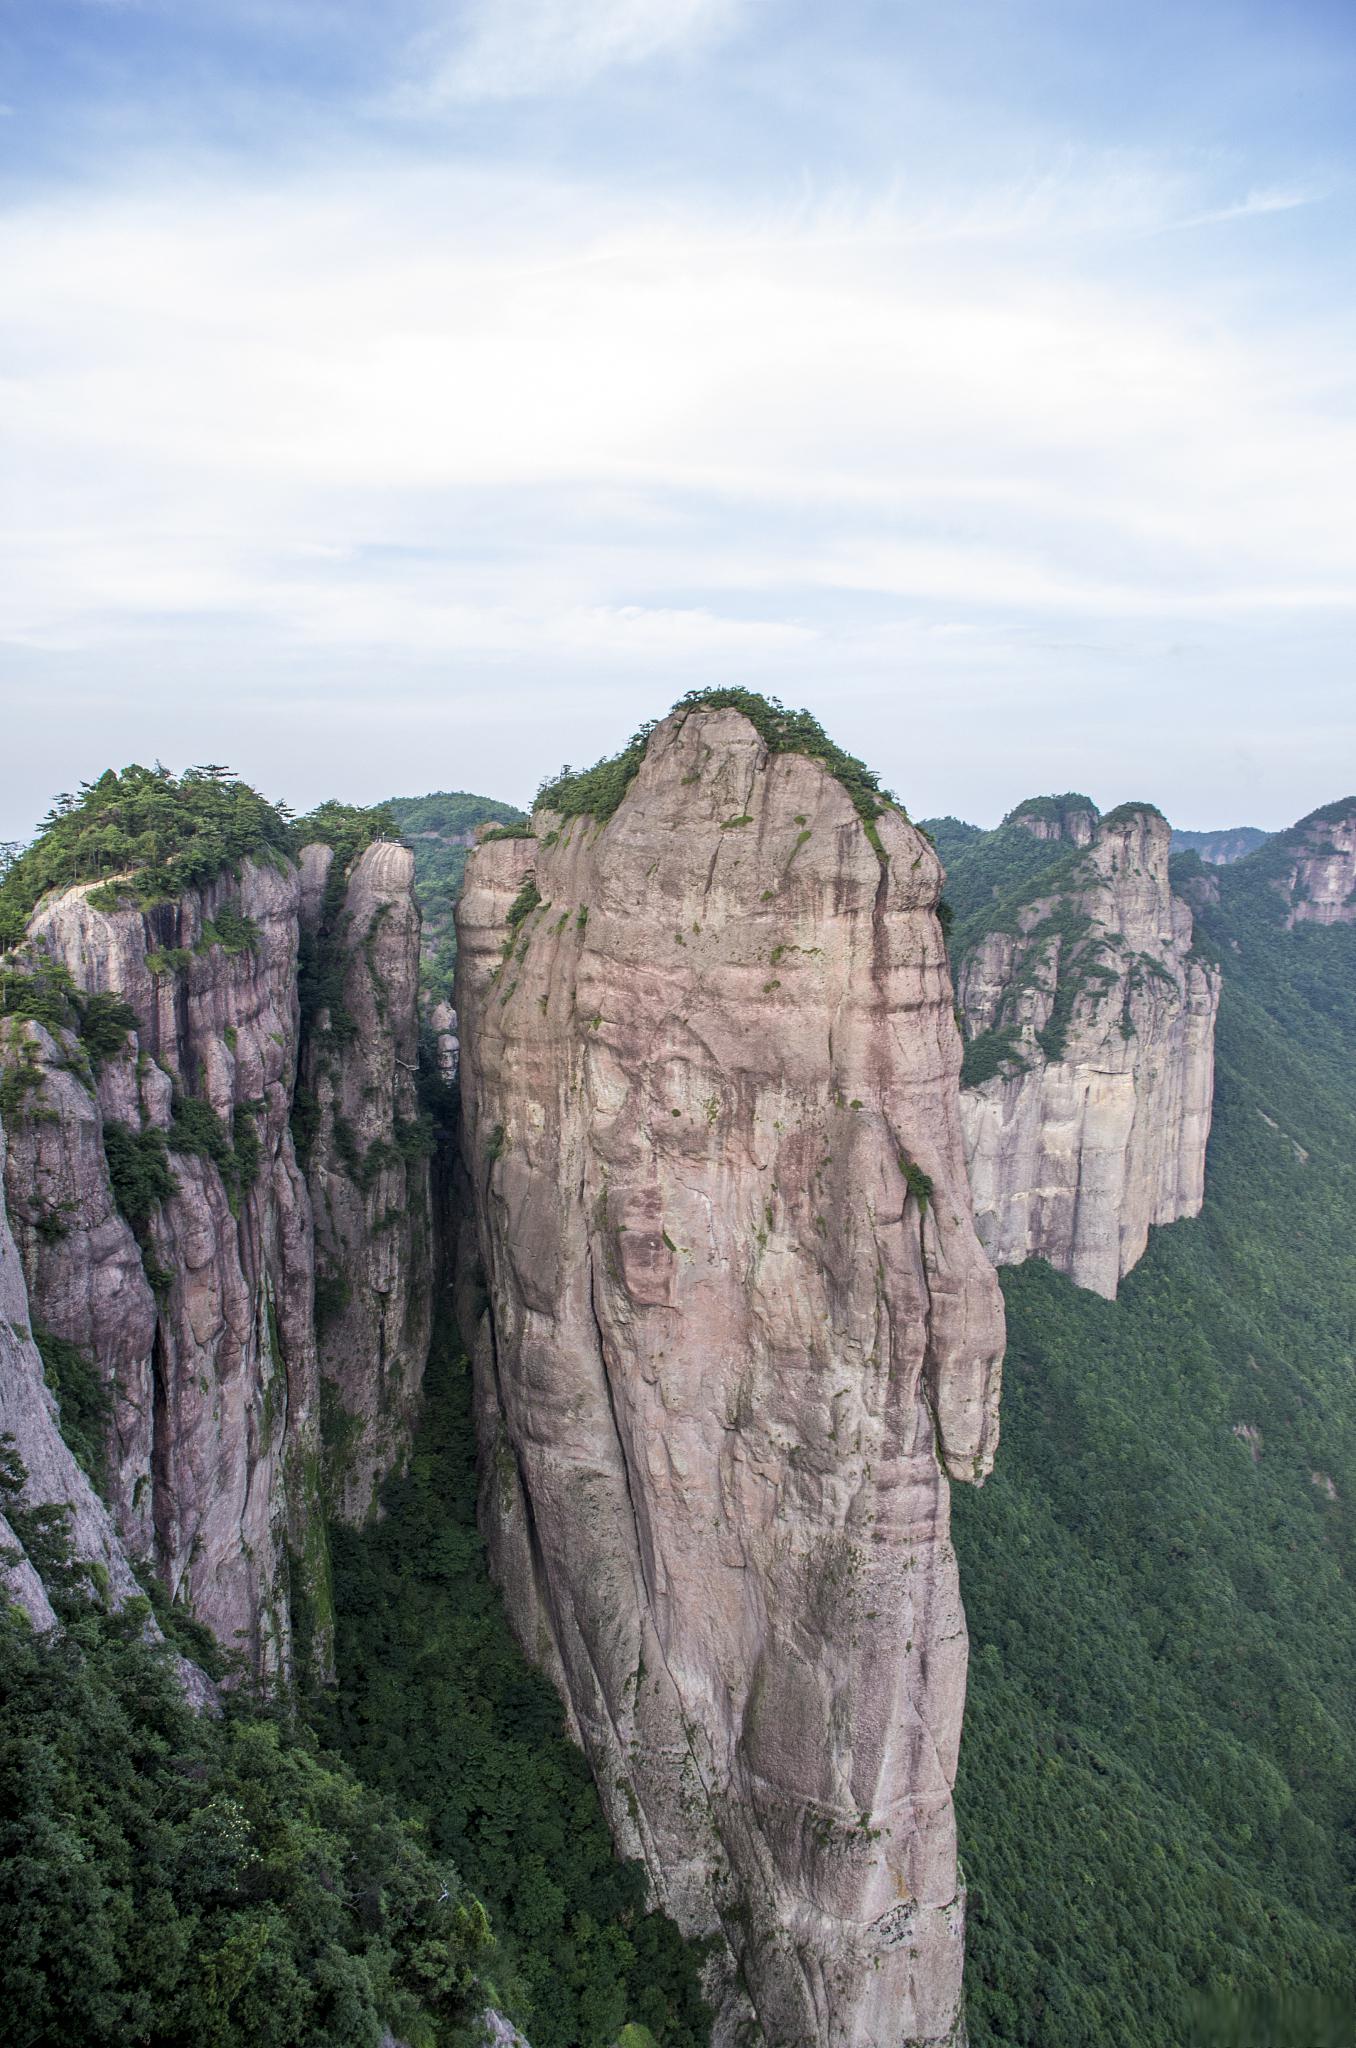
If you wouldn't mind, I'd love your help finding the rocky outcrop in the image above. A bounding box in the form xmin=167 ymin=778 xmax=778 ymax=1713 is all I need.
xmin=0 ymin=826 xmax=435 ymax=1673
xmin=1273 ymin=802 xmax=1356 ymax=926
xmin=956 ymin=804 xmax=1220 ymax=1299
xmin=5 ymin=858 xmax=327 ymax=1679
xmin=1005 ymin=793 xmax=1098 ymax=847
xmin=456 ymin=705 xmax=1004 ymax=2047
xmin=0 ymin=1112 xmax=146 ymax=1624
xmin=299 ymin=841 xmax=433 ymax=1521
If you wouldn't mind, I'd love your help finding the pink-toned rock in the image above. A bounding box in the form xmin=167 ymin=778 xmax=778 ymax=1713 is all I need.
xmin=299 ymin=840 xmax=432 ymax=1521
xmin=0 ymin=1110 xmax=145 ymax=1619
xmin=19 ymin=859 xmax=326 ymax=1678
xmin=957 ymin=806 xmax=1220 ymax=1299
xmin=456 ymin=705 xmax=1003 ymax=2047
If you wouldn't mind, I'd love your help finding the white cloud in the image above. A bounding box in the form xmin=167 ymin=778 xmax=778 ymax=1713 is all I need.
xmin=1 ymin=151 xmax=1354 ymax=838
xmin=404 ymin=0 xmax=742 ymax=104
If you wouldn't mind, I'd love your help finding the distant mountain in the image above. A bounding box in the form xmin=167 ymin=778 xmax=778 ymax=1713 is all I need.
xmin=386 ymin=789 xmax=528 ymax=1002
xmin=1170 ymin=824 xmax=1269 ymax=865
xmin=953 ymin=797 xmax=1356 ymax=2047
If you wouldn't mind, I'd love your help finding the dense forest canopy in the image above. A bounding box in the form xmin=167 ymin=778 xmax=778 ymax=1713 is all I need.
xmin=951 ymin=809 xmax=1356 ymax=2048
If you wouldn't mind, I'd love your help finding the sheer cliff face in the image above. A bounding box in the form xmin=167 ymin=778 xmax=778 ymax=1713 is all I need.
xmin=11 ymin=858 xmax=324 ymax=1676
xmin=957 ymin=807 xmax=1220 ymax=1300
xmin=1276 ymin=807 xmax=1356 ymax=926
xmin=456 ymin=707 xmax=1004 ymax=2047
xmin=299 ymin=841 xmax=432 ymax=1521
xmin=0 ymin=1114 xmax=144 ymax=1630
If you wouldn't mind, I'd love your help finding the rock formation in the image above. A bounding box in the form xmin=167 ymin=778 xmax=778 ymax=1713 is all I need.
xmin=0 ymin=1111 xmax=146 ymax=1628
xmin=0 ymin=832 xmax=430 ymax=1678
xmin=954 ymin=803 xmax=1220 ymax=1299
xmin=5 ymin=858 xmax=325 ymax=1676
xmin=1272 ymin=801 xmax=1356 ymax=926
xmin=1004 ymin=793 xmax=1098 ymax=847
xmin=456 ymin=703 xmax=1004 ymax=2047
xmin=299 ymin=841 xmax=433 ymax=1521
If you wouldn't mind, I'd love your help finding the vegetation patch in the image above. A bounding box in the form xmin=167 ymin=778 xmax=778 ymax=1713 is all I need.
xmin=33 ymin=1329 xmax=111 ymax=1497
xmin=534 ymin=689 xmax=901 ymax=862
xmin=0 ymin=1439 xmax=492 ymax=2048
xmin=953 ymin=843 xmax=1356 ymax=2048
xmin=319 ymin=1325 xmax=713 ymax=2048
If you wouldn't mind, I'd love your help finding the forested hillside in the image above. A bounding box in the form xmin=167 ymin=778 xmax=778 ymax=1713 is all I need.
xmin=950 ymin=813 xmax=1356 ymax=2047
xmin=386 ymin=791 xmax=527 ymax=1002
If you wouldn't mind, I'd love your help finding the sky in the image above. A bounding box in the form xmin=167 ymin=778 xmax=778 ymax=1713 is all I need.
xmin=1 ymin=0 xmax=1354 ymax=842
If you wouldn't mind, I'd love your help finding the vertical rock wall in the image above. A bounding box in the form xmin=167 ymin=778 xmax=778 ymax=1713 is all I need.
xmin=299 ymin=841 xmax=433 ymax=1522
xmin=0 ymin=1111 xmax=146 ymax=1626
xmin=1275 ymin=804 xmax=1356 ymax=926
xmin=956 ymin=806 xmax=1220 ymax=1299
xmin=456 ymin=706 xmax=1004 ymax=2047
xmin=7 ymin=859 xmax=326 ymax=1677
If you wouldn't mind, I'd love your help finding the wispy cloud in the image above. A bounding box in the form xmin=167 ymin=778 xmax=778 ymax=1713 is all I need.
xmin=403 ymin=0 xmax=743 ymax=105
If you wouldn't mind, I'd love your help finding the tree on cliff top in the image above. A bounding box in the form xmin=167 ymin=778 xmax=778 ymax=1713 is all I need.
xmin=534 ymin=688 xmax=900 ymax=848
xmin=0 ymin=765 xmax=296 ymax=948
xmin=0 ymin=772 xmax=400 ymax=953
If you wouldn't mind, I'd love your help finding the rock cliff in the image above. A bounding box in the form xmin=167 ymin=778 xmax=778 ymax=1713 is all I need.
xmin=299 ymin=840 xmax=433 ymax=1521
xmin=953 ymin=803 xmax=1220 ymax=1299
xmin=6 ymin=858 xmax=325 ymax=1676
xmin=1271 ymin=801 xmax=1356 ymax=926
xmin=0 ymin=1111 xmax=145 ymax=1626
xmin=1004 ymin=793 xmax=1098 ymax=847
xmin=0 ymin=827 xmax=431 ymax=1678
xmin=456 ymin=702 xmax=1004 ymax=2047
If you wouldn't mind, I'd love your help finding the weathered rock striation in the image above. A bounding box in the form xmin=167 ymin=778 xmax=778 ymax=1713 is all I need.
xmin=0 ymin=834 xmax=431 ymax=1678
xmin=1272 ymin=801 xmax=1356 ymax=927
xmin=7 ymin=859 xmax=325 ymax=1676
xmin=456 ymin=704 xmax=1004 ymax=2047
xmin=954 ymin=803 xmax=1220 ymax=1299
xmin=0 ymin=1112 xmax=145 ymax=1628
xmin=299 ymin=841 xmax=433 ymax=1521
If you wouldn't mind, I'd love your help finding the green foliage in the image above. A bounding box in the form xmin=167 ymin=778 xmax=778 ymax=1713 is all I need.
xmin=505 ymin=879 xmax=542 ymax=931
xmin=34 ymin=1329 xmax=110 ymax=1497
xmin=938 ymin=826 xmax=1082 ymax=952
xmin=535 ymin=728 xmax=658 ymax=824
xmin=384 ymin=792 xmax=529 ymax=1004
xmin=0 ymin=1599 xmax=492 ymax=2048
xmin=199 ymin=904 xmax=261 ymax=957
xmin=0 ymin=959 xmax=80 ymax=1036
xmin=102 ymin=1121 xmax=177 ymax=1228
xmin=1001 ymin=792 xmax=1098 ymax=832
xmin=166 ymin=1095 xmax=263 ymax=1217
xmin=169 ymin=1096 xmax=235 ymax=1172
xmin=293 ymin=800 xmax=398 ymax=871
xmin=321 ymin=1329 xmax=712 ymax=2048
xmin=959 ymin=1025 xmax=1026 ymax=1090
xmin=77 ymin=993 xmax=139 ymax=1073
xmin=1098 ymin=799 xmax=1167 ymax=832
xmin=0 ymin=765 xmax=294 ymax=950
xmin=535 ymin=689 xmax=900 ymax=859
xmin=953 ymin=846 xmax=1356 ymax=2048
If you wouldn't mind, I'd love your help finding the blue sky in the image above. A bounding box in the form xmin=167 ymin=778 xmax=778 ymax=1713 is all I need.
xmin=2 ymin=0 xmax=1353 ymax=840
